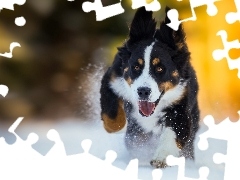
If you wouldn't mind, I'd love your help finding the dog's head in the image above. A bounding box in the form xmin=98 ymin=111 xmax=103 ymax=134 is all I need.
xmin=118 ymin=7 xmax=190 ymax=117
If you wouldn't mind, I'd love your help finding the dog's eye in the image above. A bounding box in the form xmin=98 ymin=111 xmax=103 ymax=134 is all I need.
xmin=134 ymin=65 xmax=140 ymax=71
xmin=156 ymin=66 xmax=163 ymax=73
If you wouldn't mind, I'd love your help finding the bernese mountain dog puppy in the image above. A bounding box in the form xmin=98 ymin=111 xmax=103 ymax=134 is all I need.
xmin=100 ymin=7 xmax=199 ymax=168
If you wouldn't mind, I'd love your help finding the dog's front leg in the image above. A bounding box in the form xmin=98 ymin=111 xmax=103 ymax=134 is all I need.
xmin=100 ymin=67 xmax=127 ymax=133
xmin=150 ymin=127 xmax=180 ymax=168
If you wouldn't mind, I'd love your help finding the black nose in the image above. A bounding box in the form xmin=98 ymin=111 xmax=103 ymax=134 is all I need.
xmin=137 ymin=87 xmax=151 ymax=99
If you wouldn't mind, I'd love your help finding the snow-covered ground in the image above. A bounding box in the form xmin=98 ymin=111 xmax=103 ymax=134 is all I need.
xmin=8 ymin=117 xmax=225 ymax=180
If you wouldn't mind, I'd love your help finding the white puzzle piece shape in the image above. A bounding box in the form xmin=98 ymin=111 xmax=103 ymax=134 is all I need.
xmin=225 ymin=0 xmax=240 ymax=24
xmin=212 ymin=30 xmax=240 ymax=78
xmin=82 ymin=0 xmax=125 ymax=21
xmin=167 ymin=0 xmax=220 ymax=30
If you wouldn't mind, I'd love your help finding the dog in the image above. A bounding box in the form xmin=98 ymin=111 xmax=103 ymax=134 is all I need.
xmin=100 ymin=7 xmax=199 ymax=168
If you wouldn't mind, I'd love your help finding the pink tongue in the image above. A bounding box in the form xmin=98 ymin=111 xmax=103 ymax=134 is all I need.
xmin=138 ymin=101 xmax=155 ymax=117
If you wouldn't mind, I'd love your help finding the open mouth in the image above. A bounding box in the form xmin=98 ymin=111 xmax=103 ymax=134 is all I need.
xmin=138 ymin=91 xmax=164 ymax=117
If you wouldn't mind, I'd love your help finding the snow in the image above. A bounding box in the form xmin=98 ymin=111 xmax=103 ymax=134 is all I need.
xmin=10 ymin=117 xmax=225 ymax=180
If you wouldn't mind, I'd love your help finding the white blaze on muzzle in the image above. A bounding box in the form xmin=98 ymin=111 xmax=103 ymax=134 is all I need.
xmin=130 ymin=42 xmax=162 ymax=117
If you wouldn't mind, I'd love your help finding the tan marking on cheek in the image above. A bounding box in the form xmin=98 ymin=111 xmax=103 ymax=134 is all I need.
xmin=102 ymin=99 xmax=126 ymax=133
xmin=126 ymin=77 xmax=132 ymax=85
xmin=152 ymin=58 xmax=160 ymax=66
xmin=172 ymin=70 xmax=179 ymax=77
xmin=159 ymin=81 xmax=175 ymax=92
xmin=159 ymin=82 xmax=187 ymax=105
xmin=123 ymin=67 xmax=132 ymax=85
xmin=138 ymin=58 xmax=144 ymax=65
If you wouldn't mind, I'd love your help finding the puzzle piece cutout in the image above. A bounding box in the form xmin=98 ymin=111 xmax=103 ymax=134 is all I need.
xmin=0 ymin=127 xmax=16 ymax=145
xmin=0 ymin=86 xmax=19 ymax=145
xmin=0 ymin=117 xmax=41 ymax=157
xmin=77 ymin=139 xmax=139 ymax=180
xmin=0 ymin=118 xmax=42 ymax=179
xmin=152 ymin=169 xmax=163 ymax=180
xmin=81 ymin=0 xmax=220 ymax=30
xmin=82 ymin=0 xmax=162 ymax=21
xmin=15 ymin=16 xmax=26 ymax=26
xmin=0 ymin=118 xmax=139 ymax=179
xmin=198 ymin=112 xmax=240 ymax=180
xmin=0 ymin=42 xmax=21 ymax=58
xmin=225 ymin=0 xmax=240 ymax=24
xmin=0 ymin=84 xmax=9 ymax=97
xmin=195 ymin=137 xmax=226 ymax=180
xmin=82 ymin=0 xmax=125 ymax=21
xmin=0 ymin=0 xmax=26 ymax=11
xmin=131 ymin=0 xmax=161 ymax=11
xmin=0 ymin=95 xmax=22 ymax=144
xmin=0 ymin=0 xmax=25 ymax=57
xmin=166 ymin=155 xmax=209 ymax=180
xmin=212 ymin=30 xmax=240 ymax=78
xmin=2 ymin=113 xmax=240 ymax=179
xmin=167 ymin=0 xmax=220 ymax=30
xmin=45 ymin=129 xmax=67 ymax=157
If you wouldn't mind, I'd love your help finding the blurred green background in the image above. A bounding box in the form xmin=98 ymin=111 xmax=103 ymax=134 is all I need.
xmin=0 ymin=0 xmax=239 ymax=125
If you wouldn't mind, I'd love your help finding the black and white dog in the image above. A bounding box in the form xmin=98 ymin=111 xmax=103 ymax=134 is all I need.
xmin=100 ymin=7 xmax=199 ymax=168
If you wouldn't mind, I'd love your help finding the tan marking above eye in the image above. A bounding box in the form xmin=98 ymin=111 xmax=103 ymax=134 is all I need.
xmin=152 ymin=58 xmax=160 ymax=65
xmin=138 ymin=58 xmax=144 ymax=65
xmin=172 ymin=70 xmax=179 ymax=77
xmin=124 ymin=67 xmax=129 ymax=72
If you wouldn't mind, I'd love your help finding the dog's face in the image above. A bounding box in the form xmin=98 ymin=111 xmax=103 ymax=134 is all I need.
xmin=118 ymin=7 xmax=190 ymax=118
xmin=123 ymin=41 xmax=181 ymax=117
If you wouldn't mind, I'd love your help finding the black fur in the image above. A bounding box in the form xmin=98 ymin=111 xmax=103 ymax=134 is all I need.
xmin=100 ymin=7 xmax=199 ymax=167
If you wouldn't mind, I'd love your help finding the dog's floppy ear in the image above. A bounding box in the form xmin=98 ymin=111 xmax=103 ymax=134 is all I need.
xmin=155 ymin=7 xmax=189 ymax=54
xmin=128 ymin=7 xmax=156 ymax=46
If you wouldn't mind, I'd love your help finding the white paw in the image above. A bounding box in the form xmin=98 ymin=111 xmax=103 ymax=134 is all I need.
xmin=151 ymin=127 xmax=180 ymax=168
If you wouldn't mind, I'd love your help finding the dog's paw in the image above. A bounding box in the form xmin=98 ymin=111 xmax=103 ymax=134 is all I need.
xmin=150 ymin=127 xmax=180 ymax=168
xmin=150 ymin=159 xmax=168 ymax=168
